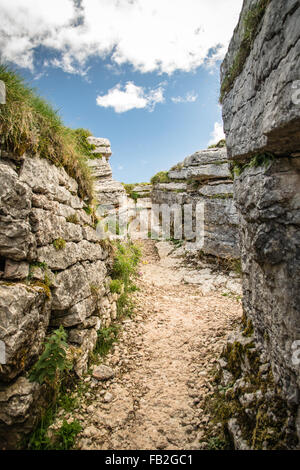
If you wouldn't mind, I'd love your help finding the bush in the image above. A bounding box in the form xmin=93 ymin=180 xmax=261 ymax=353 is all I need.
xmin=0 ymin=65 xmax=94 ymax=201
xmin=150 ymin=171 xmax=171 ymax=185
xmin=111 ymin=242 xmax=141 ymax=318
xmin=110 ymin=279 xmax=124 ymax=294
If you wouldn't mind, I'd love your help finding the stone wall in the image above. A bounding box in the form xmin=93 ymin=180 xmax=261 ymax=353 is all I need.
xmin=86 ymin=137 xmax=127 ymax=210
xmin=0 ymin=150 xmax=119 ymax=449
xmin=218 ymin=0 xmax=300 ymax=449
xmin=151 ymin=147 xmax=239 ymax=260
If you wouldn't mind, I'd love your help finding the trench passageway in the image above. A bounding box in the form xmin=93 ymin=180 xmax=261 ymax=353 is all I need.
xmin=73 ymin=240 xmax=242 ymax=450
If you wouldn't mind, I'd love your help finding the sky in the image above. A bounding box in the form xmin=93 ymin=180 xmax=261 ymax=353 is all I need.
xmin=0 ymin=0 xmax=243 ymax=183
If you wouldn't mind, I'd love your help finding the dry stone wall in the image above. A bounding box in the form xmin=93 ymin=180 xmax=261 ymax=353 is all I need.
xmin=151 ymin=147 xmax=239 ymax=261
xmin=218 ymin=0 xmax=300 ymax=449
xmin=0 ymin=149 xmax=119 ymax=449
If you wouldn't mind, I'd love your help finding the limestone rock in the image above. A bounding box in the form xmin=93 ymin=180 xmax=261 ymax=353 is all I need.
xmin=37 ymin=240 xmax=105 ymax=270
xmin=3 ymin=260 xmax=29 ymax=280
xmin=186 ymin=162 xmax=231 ymax=180
xmin=221 ymin=0 xmax=300 ymax=159
xmin=92 ymin=365 xmax=115 ymax=381
xmin=19 ymin=157 xmax=78 ymax=199
xmin=30 ymin=208 xmax=83 ymax=246
xmin=184 ymin=148 xmax=228 ymax=166
xmin=51 ymin=260 xmax=107 ymax=311
xmin=0 ymin=160 xmax=32 ymax=219
xmin=0 ymin=377 xmax=47 ymax=450
xmin=0 ymin=215 xmax=36 ymax=261
xmin=87 ymin=136 xmax=112 ymax=158
xmin=0 ymin=283 xmax=51 ymax=382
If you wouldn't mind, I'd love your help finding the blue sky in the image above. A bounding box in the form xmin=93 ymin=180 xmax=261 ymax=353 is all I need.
xmin=1 ymin=0 xmax=243 ymax=183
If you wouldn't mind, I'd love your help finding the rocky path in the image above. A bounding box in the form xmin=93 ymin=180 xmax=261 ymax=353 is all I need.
xmin=72 ymin=240 xmax=242 ymax=450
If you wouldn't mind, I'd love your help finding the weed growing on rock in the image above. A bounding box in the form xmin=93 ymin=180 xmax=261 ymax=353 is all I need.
xmin=233 ymin=152 xmax=275 ymax=177
xmin=66 ymin=214 xmax=79 ymax=225
xmin=53 ymin=238 xmax=66 ymax=251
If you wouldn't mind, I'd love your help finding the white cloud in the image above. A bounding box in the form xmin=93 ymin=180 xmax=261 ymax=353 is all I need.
xmin=96 ymin=81 xmax=165 ymax=113
xmin=0 ymin=0 xmax=243 ymax=75
xmin=171 ymin=92 xmax=198 ymax=104
xmin=208 ymin=122 xmax=225 ymax=146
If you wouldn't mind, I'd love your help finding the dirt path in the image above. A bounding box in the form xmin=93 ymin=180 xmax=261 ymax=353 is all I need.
xmin=73 ymin=240 xmax=242 ymax=450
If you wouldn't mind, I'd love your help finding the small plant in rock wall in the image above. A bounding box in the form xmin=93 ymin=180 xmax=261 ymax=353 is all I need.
xmin=53 ymin=238 xmax=66 ymax=251
xmin=29 ymin=326 xmax=72 ymax=397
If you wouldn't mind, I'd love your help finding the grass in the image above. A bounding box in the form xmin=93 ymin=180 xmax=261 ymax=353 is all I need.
xmin=150 ymin=171 xmax=171 ymax=185
xmin=66 ymin=213 xmax=79 ymax=224
xmin=94 ymin=325 xmax=120 ymax=357
xmin=233 ymin=152 xmax=275 ymax=177
xmin=110 ymin=279 xmax=124 ymax=294
xmin=53 ymin=238 xmax=66 ymax=251
xmin=208 ymin=139 xmax=226 ymax=149
xmin=26 ymin=407 xmax=82 ymax=450
xmin=220 ymin=0 xmax=271 ymax=103
xmin=0 ymin=65 xmax=95 ymax=201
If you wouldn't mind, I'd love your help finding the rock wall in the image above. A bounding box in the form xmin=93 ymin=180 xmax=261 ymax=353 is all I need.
xmin=151 ymin=147 xmax=239 ymax=260
xmin=0 ymin=150 xmax=120 ymax=449
xmin=86 ymin=137 xmax=127 ymax=210
xmin=218 ymin=0 xmax=300 ymax=449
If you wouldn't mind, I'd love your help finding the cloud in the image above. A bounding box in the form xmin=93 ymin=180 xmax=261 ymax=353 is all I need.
xmin=208 ymin=122 xmax=225 ymax=146
xmin=96 ymin=81 xmax=165 ymax=113
xmin=171 ymin=92 xmax=198 ymax=104
xmin=0 ymin=0 xmax=243 ymax=75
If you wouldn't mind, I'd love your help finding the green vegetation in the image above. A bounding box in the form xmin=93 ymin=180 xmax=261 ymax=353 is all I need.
xmin=122 ymin=182 xmax=151 ymax=200
xmin=29 ymin=326 xmax=72 ymax=394
xmin=94 ymin=325 xmax=120 ymax=358
xmin=0 ymin=65 xmax=94 ymax=201
xmin=27 ymin=409 xmax=81 ymax=450
xmin=150 ymin=171 xmax=171 ymax=185
xmin=66 ymin=213 xmax=79 ymax=224
xmin=170 ymin=162 xmax=184 ymax=171
xmin=110 ymin=279 xmax=124 ymax=294
xmin=53 ymin=238 xmax=66 ymax=251
xmin=110 ymin=241 xmax=142 ymax=318
xmin=220 ymin=0 xmax=270 ymax=103
xmin=233 ymin=152 xmax=275 ymax=177
xmin=52 ymin=419 xmax=82 ymax=450
xmin=208 ymin=139 xmax=226 ymax=149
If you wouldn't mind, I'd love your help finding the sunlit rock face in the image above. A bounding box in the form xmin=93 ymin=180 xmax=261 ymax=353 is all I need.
xmin=221 ymin=0 xmax=300 ymax=160
xmin=151 ymin=146 xmax=239 ymax=260
xmin=219 ymin=0 xmax=300 ymax=449
xmin=86 ymin=137 xmax=127 ymax=209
